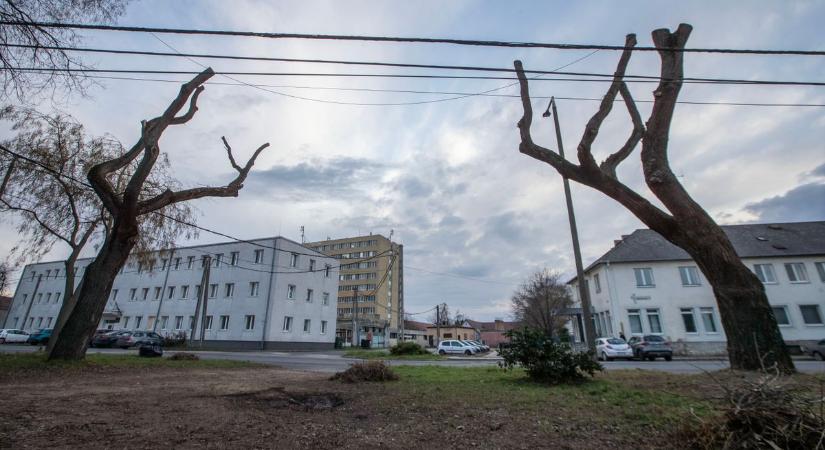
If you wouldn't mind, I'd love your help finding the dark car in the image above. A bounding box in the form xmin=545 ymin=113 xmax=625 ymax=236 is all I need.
xmin=91 ymin=330 xmax=129 ymax=348
xmin=628 ymin=335 xmax=673 ymax=361
xmin=116 ymin=331 xmax=164 ymax=349
xmin=807 ymin=339 xmax=825 ymax=361
xmin=27 ymin=328 xmax=53 ymax=345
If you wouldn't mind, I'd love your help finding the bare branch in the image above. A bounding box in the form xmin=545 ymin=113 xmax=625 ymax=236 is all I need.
xmin=222 ymin=136 xmax=242 ymax=172
xmin=600 ymin=82 xmax=645 ymax=178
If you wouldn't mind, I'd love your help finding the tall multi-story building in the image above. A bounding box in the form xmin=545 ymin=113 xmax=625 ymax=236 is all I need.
xmin=307 ymin=234 xmax=403 ymax=346
xmin=4 ymin=237 xmax=339 ymax=350
xmin=568 ymin=221 xmax=825 ymax=355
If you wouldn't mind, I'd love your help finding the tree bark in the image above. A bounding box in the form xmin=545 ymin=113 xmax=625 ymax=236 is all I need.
xmin=512 ymin=24 xmax=794 ymax=373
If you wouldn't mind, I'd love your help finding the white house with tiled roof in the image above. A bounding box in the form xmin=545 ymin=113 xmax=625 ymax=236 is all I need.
xmin=569 ymin=221 xmax=825 ymax=355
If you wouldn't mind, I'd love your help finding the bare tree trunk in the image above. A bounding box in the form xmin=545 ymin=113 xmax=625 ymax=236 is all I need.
xmin=512 ymin=24 xmax=794 ymax=373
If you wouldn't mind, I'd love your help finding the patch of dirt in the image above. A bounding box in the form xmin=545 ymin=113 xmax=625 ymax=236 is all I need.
xmin=223 ymin=386 xmax=344 ymax=410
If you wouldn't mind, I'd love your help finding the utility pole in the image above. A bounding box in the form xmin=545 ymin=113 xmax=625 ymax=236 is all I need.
xmin=189 ymin=255 xmax=211 ymax=349
xmin=152 ymin=248 xmax=175 ymax=333
xmin=436 ymin=304 xmax=441 ymax=347
xmin=352 ymin=285 xmax=359 ymax=348
xmin=546 ymin=97 xmax=597 ymax=355
xmin=21 ymin=274 xmax=42 ymax=331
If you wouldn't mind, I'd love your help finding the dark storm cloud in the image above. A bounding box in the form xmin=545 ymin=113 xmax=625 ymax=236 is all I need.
xmin=245 ymin=156 xmax=387 ymax=199
xmin=745 ymin=182 xmax=825 ymax=222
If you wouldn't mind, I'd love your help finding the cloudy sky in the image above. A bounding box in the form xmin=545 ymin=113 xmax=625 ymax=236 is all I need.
xmin=2 ymin=1 xmax=824 ymax=320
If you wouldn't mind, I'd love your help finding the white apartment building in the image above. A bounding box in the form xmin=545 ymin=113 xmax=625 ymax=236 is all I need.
xmin=4 ymin=237 xmax=339 ymax=351
xmin=569 ymin=221 xmax=825 ymax=355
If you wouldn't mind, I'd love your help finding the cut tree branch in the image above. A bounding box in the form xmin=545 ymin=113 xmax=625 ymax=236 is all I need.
xmin=600 ymin=82 xmax=645 ymax=178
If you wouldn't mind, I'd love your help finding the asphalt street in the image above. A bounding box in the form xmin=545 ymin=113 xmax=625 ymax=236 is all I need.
xmin=3 ymin=344 xmax=824 ymax=374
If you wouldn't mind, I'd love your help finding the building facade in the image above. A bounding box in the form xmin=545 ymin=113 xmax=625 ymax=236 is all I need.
xmin=4 ymin=237 xmax=339 ymax=350
xmin=569 ymin=222 xmax=825 ymax=355
xmin=306 ymin=234 xmax=403 ymax=347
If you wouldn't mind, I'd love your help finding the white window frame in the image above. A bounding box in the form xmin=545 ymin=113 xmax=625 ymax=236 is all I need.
xmin=753 ymin=263 xmax=777 ymax=284
xmin=322 ymin=292 xmax=330 ymax=306
xmin=816 ymin=262 xmax=825 ymax=283
xmin=680 ymin=307 xmax=698 ymax=334
xmin=627 ymin=309 xmax=643 ymax=335
xmin=633 ymin=268 xmax=655 ymax=287
xmin=306 ymin=289 xmax=313 ymax=303
xmin=290 ymin=253 xmax=299 ymax=268
xmin=244 ymin=315 xmax=255 ymax=331
xmin=593 ymin=273 xmax=601 ymax=294
xmin=699 ymin=307 xmax=719 ymax=333
xmin=219 ymin=315 xmax=230 ymax=331
xmin=230 ymin=251 xmax=239 ymax=266
xmin=209 ymin=284 xmax=218 ymax=298
xmin=303 ymin=319 xmax=311 ymax=333
xmin=771 ymin=305 xmax=792 ymax=327
xmin=204 ymin=315 xmax=213 ymax=330
xmin=287 ymin=284 xmax=296 ymax=300
xmin=799 ymin=304 xmax=824 ymax=326
xmin=175 ymin=316 xmax=184 ymax=330
xmin=321 ymin=320 xmax=328 ymax=334
xmin=181 ymin=285 xmax=189 ymax=299
xmin=784 ymin=263 xmax=809 ymax=283
xmin=254 ymin=249 xmax=264 ymax=264
xmin=250 ymin=281 xmax=259 ymax=297
xmin=283 ymin=316 xmax=293 ymax=332
xmin=225 ymin=283 xmax=235 ymax=298
xmin=678 ymin=266 xmax=701 ymax=286
xmin=645 ymin=308 xmax=663 ymax=334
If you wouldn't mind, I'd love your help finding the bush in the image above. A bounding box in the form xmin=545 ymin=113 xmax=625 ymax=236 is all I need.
xmin=331 ymin=361 xmax=399 ymax=383
xmin=498 ymin=327 xmax=602 ymax=384
xmin=389 ymin=341 xmax=428 ymax=356
xmin=161 ymin=331 xmax=187 ymax=348
xmin=168 ymin=352 xmax=199 ymax=361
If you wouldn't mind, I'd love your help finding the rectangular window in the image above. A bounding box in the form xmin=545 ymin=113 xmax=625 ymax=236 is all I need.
xmin=46 ymin=293 xmax=52 ymax=303
xmin=700 ymin=307 xmax=718 ymax=333
xmin=37 ymin=317 xmax=43 ymax=327
xmin=160 ymin=316 xmax=168 ymax=330
xmin=46 ymin=317 xmax=52 ymax=327
xmin=37 ymin=293 xmax=42 ymax=304
xmin=303 ymin=319 xmax=311 ymax=333
xmin=325 ymin=264 xmax=331 ymax=278
xmin=816 ymin=262 xmax=825 ymax=283
xmin=593 ymin=273 xmax=601 ymax=293
xmin=230 ymin=251 xmax=239 ymax=266
xmin=628 ymin=309 xmax=643 ymax=334
xmin=322 ymin=292 xmax=330 ymax=306
xmin=134 ymin=316 xmax=142 ymax=329
xmin=174 ymin=257 xmax=181 ymax=270
xmin=123 ymin=316 xmax=130 ymax=328
xmin=290 ymin=253 xmax=299 ymax=268
xmin=214 ymin=253 xmax=223 ymax=268
xmin=181 ymin=285 xmax=189 ymax=299
xmin=254 ymin=249 xmax=264 ymax=264
xmin=195 ymin=285 xmax=202 ymax=299
xmin=321 ymin=320 xmax=328 ymax=334
xmin=754 ymin=264 xmax=777 ymax=284
xmin=309 ymin=259 xmax=316 ymax=272
xmin=249 ymin=282 xmax=259 ymax=297
xmin=142 ymin=288 xmax=149 ymax=301
xmin=201 ymin=255 xmax=209 ymax=268
xmin=800 ymin=305 xmax=824 ymax=325
xmin=771 ymin=306 xmax=791 ymax=326
xmin=175 ymin=316 xmax=184 ymax=330
xmin=633 ymin=268 xmax=655 ymax=287
xmin=204 ymin=315 xmax=213 ymax=330
xmin=306 ymin=289 xmax=313 ymax=303
xmin=225 ymin=283 xmax=235 ymax=298
xmin=187 ymin=256 xmax=195 ymax=269
xmin=283 ymin=316 xmax=293 ymax=332
xmin=161 ymin=259 xmax=168 ymax=271
xmin=244 ymin=315 xmax=255 ymax=330
xmin=209 ymin=284 xmax=218 ymax=298
xmin=680 ymin=308 xmax=698 ymax=333
xmin=54 ymin=292 xmax=60 ymax=303
xmin=111 ymin=289 xmax=119 ymax=302
xmin=287 ymin=284 xmax=296 ymax=299
xmin=679 ymin=266 xmax=701 ymax=286
xmin=153 ymin=286 xmax=161 ymax=300
xmin=784 ymin=263 xmax=809 ymax=283
xmin=166 ymin=286 xmax=175 ymax=299
xmin=646 ymin=308 xmax=662 ymax=334
xmin=219 ymin=315 xmax=230 ymax=330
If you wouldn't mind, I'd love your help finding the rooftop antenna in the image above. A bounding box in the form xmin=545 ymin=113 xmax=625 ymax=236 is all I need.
xmin=389 ymin=229 xmax=394 ymax=241
xmin=300 ymin=225 xmax=305 ymax=244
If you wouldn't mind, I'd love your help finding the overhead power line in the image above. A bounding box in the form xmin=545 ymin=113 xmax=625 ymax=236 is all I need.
xmin=2 ymin=21 xmax=824 ymax=56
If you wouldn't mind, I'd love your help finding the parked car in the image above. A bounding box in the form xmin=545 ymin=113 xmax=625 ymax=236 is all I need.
xmin=0 ymin=329 xmax=30 ymax=344
xmin=595 ymin=337 xmax=634 ymax=361
xmin=115 ymin=331 xmax=164 ymax=349
xmin=460 ymin=340 xmax=484 ymax=353
xmin=468 ymin=340 xmax=490 ymax=352
xmin=806 ymin=339 xmax=825 ymax=361
xmin=26 ymin=328 xmax=53 ymax=345
xmin=91 ymin=330 xmax=130 ymax=348
xmin=437 ymin=340 xmax=477 ymax=356
xmin=627 ymin=335 xmax=673 ymax=361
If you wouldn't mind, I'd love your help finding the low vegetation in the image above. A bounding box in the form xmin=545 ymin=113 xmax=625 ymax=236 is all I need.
xmin=331 ymin=360 xmax=399 ymax=383
xmin=343 ymin=347 xmax=442 ymax=360
xmin=168 ymin=352 xmax=200 ymax=361
xmin=389 ymin=341 xmax=429 ymax=356
xmin=0 ymin=352 xmax=256 ymax=374
xmin=499 ymin=327 xmax=602 ymax=384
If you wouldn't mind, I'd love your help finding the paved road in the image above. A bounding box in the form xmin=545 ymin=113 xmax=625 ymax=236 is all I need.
xmin=3 ymin=344 xmax=823 ymax=374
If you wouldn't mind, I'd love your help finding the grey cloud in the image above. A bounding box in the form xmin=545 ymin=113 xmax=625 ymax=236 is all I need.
xmin=246 ymin=156 xmax=387 ymax=200
xmin=806 ymin=162 xmax=825 ymax=179
xmin=745 ymin=182 xmax=825 ymax=222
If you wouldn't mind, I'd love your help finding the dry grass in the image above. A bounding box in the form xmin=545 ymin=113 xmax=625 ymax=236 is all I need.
xmin=330 ymin=360 xmax=399 ymax=383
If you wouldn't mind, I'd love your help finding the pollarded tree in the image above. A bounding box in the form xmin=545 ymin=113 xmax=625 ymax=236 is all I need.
xmin=512 ymin=24 xmax=793 ymax=372
xmin=510 ymin=269 xmax=572 ymax=338
xmin=48 ymin=67 xmax=269 ymax=360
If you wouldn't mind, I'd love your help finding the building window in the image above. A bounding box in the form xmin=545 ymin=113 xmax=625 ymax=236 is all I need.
xmin=306 ymin=289 xmax=313 ymax=303
xmin=633 ymin=268 xmax=655 ymax=287
xmin=37 ymin=317 xmax=43 ymax=327
xmin=816 ymin=262 xmax=825 ymax=283
xmin=219 ymin=315 xmax=230 ymax=330
xmin=111 ymin=289 xmax=119 ymax=302
xmin=254 ymin=249 xmax=264 ymax=264
xmin=225 ymin=283 xmax=235 ymax=298
xmin=799 ymin=305 xmax=824 ymax=325
xmin=46 ymin=293 xmax=52 ymax=303
xmin=321 ymin=320 xmax=328 ymax=334
xmin=680 ymin=308 xmax=698 ymax=333
xmin=123 ymin=316 xmax=130 ymax=328
xmin=249 ymin=282 xmax=259 ymax=297
xmin=303 ymin=319 xmax=311 ymax=333
xmin=287 ymin=284 xmax=296 ymax=300
xmin=325 ymin=264 xmax=331 ymax=278
xmin=187 ymin=256 xmax=195 ymax=269
xmin=322 ymin=292 xmax=330 ymax=306
xmin=129 ymin=288 xmax=137 ymax=301
xmin=699 ymin=307 xmax=718 ymax=333
xmin=154 ymin=287 xmax=162 ymax=300
xmin=771 ymin=306 xmax=791 ymax=326
xmin=209 ymin=284 xmax=218 ymax=298
xmin=195 ymin=285 xmax=202 ymax=299
xmin=678 ymin=266 xmax=701 ymax=286
xmin=784 ymin=263 xmax=809 ymax=283
xmin=54 ymin=292 xmax=60 ymax=303
xmin=627 ymin=309 xmax=643 ymax=334
xmin=646 ymin=308 xmax=662 ymax=334
xmin=290 ymin=253 xmax=299 ymax=268
xmin=214 ymin=253 xmax=223 ymax=268
xmin=134 ymin=316 xmax=142 ymax=329
xmin=181 ymin=285 xmax=189 ymax=299
xmin=161 ymin=259 xmax=168 ymax=271
xmin=36 ymin=293 xmax=42 ymax=304
xmin=204 ymin=315 xmax=213 ymax=330
xmin=244 ymin=315 xmax=255 ymax=330
xmin=309 ymin=259 xmax=316 ymax=272
xmin=167 ymin=286 xmax=175 ymax=299
xmin=230 ymin=252 xmax=239 ymax=266
xmin=593 ymin=273 xmax=601 ymax=294
xmin=142 ymin=288 xmax=149 ymax=301
xmin=175 ymin=316 xmax=184 ymax=330
xmin=283 ymin=316 xmax=293 ymax=332
xmin=160 ymin=316 xmax=169 ymax=330
xmin=753 ymin=264 xmax=777 ymax=284
xmin=174 ymin=257 xmax=181 ymax=270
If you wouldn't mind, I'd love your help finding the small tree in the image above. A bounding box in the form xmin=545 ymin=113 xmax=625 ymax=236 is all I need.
xmin=48 ymin=67 xmax=269 ymax=360
xmin=429 ymin=302 xmax=451 ymax=326
xmin=512 ymin=24 xmax=793 ymax=373
xmin=499 ymin=327 xmax=602 ymax=384
xmin=510 ymin=269 xmax=572 ymax=338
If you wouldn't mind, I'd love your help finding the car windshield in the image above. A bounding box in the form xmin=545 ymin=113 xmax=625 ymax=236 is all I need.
xmin=645 ymin=335 xmax=665 ymax=342
xmin=607 ymin=338 xmax=626 ymax=345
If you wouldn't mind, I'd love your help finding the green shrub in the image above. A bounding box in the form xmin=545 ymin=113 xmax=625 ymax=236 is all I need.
xmin=389 ymin=341 xmax=428 ymax=356
xmin=499 ymin=327 xmax=602 ymax=384
xmin=331 ymin=361 xmax=399 ymax=383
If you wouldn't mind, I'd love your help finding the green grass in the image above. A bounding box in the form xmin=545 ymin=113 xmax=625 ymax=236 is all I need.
xmin=343 ymin=348 xmax=444 ymax=360
xmin=0 ymin=352 xmax=261 ymax=374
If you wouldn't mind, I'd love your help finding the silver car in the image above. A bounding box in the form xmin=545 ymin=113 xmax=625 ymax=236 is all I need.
xmin=596 ymin=337 xmax=634 ymax=361
xmin=807 ymin=339 xmax=825 ymax=360
xmin=0 ymin=329 xmax=30 ymax=344
xmin=437 ymin=340 xmax=477 ymax=356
